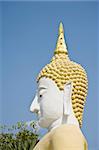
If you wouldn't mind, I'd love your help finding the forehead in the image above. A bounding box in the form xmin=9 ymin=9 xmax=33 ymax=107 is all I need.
xmin=38 ymin=77 xmax=59 ymax=90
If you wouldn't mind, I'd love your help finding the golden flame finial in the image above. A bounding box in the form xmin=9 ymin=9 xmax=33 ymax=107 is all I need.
xmin=54 ymin=22 xmax=68 ymax=55
xmin=58 ymin=22 xmax=64 ymax=35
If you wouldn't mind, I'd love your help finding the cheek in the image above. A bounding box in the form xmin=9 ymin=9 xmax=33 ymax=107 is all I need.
xmin=40 ymin=95 xmax=63 ymax=118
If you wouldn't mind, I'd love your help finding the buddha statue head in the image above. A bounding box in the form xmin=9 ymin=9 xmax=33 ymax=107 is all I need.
xmin=30 ymin=22 xmax=88 ymax=130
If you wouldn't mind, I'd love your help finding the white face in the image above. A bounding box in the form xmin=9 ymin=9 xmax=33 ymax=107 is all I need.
xmin=30 ymin=77 xmax=64 ymax=128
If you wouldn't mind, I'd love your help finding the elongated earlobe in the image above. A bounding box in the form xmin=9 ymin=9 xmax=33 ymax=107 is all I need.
xmin=63 ymin=82 xmax=72 ymax=115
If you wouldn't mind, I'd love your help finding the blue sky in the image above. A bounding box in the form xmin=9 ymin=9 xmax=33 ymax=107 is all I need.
xmin=0 ymin=2 xmax=99 ymax=150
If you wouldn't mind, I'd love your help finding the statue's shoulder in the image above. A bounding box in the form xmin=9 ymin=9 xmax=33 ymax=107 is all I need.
xmin=50 ymin=124 xmax=88 ymax=150
xmin=33 ymin=125 xmax=88 ymax=150
xmin=33 ymin=131 xmax=51 ymax=150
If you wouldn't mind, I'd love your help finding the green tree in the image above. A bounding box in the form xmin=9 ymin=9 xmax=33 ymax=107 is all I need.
xmin=0 ymin=121 xmax=39 ymax=150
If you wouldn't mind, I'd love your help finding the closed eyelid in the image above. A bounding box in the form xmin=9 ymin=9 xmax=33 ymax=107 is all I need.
xmin=39 ymin=90 xmax=46 ymax=96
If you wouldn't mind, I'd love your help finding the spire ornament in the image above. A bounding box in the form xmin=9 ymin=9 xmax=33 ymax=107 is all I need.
xmin=54 ymin=22 xmax=68 ymax=55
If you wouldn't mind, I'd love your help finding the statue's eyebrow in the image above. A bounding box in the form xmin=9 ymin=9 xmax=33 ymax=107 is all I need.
xmin=38 ymin=86 xmax=47 ymax=91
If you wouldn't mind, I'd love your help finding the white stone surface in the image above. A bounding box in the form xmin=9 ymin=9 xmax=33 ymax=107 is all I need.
xmin=30 ymin=77 xmax=79 ymax=131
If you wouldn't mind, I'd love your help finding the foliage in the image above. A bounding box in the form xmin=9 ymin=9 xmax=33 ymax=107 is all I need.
xmin=0 ymin=121 xmax=39 ymax=150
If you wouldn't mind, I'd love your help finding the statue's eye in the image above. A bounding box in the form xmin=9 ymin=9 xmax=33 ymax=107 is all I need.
xmin=38 ymin=87 xmax=47 ymax=99
xmin=40 ymin=94 xmax=42 ymax=98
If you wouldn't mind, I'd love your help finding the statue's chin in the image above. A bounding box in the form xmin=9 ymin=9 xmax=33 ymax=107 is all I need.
xmin=38 ymin=117 xmax=57 ymax=128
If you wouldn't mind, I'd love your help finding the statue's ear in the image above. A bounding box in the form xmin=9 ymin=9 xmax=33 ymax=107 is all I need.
xmin=63 ymin=82 xmax=73 ymax=116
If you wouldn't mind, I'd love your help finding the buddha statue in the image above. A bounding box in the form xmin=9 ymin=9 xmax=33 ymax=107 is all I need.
xmin=30 ymin=22 xmax=88 ymax=150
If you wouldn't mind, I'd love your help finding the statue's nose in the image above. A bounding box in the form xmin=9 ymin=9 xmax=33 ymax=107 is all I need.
xmin=31 ymin=104 xmax=40 ymax=113
xmin=30 ymin=95 xmax=40 ymax=113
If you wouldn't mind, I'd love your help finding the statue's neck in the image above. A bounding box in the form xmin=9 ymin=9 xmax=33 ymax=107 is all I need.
xmin=48 ymin=113 xmax=79 ymax=131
